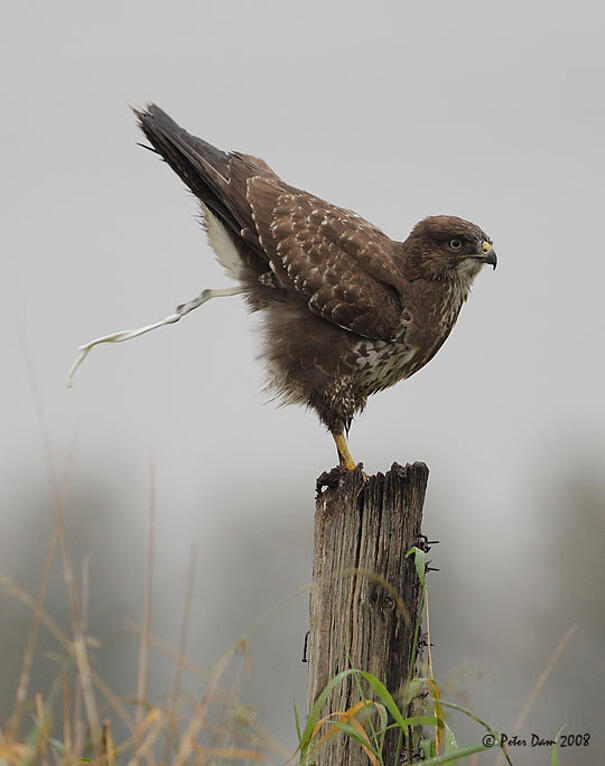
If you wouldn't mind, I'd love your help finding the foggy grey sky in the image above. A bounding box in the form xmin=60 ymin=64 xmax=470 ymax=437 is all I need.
xmin=1 ymin=1 xmax=604 ymax=763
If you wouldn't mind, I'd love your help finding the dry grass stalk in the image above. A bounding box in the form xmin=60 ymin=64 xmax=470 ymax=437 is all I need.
xmin=62 ymin=675 xmax=72 ymax=756
xmin=122 ymin=619 xmax=204 ymax=677
xmin=6 ymin=345 xmax=287 ymax=764
xmin=163 ymin=543 xmax=198 ymax=761
xmin=21 ymin=343 xmax=101 ymax=748
xmin=134 ymin=461 xmax=155 ymax=764
xmin=494 ymin=623 xmax=578 ymax=766
xmin=0 ymin=575 xmax=135 ymax=734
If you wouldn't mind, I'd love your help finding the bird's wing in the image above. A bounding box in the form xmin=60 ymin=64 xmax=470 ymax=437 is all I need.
xmin=246 ymin=176 xmax=406 ymax=340
xmin=136 ymin=105 xmax=406 ymax=340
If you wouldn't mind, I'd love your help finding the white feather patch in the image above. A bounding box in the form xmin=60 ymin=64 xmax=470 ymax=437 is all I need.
xmin=201 ymin=203 xmax=244 ymax=280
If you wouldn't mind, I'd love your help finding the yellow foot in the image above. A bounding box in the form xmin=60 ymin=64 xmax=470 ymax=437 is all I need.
xmin=330 ymin=432 xmax=370 ymax=481
xmin=332 ymin=432 xmax=361 ymax=471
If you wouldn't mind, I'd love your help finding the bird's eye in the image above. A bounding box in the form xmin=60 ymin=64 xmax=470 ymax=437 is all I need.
xmin=448 ymin=238 xmax=464 ymax=251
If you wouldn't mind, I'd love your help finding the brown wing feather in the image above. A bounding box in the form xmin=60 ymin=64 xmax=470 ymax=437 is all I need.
xmin=246 ymin=176 xmax=405 ymax=340
xmin=137 ymin=105 xmax=407 ymax=340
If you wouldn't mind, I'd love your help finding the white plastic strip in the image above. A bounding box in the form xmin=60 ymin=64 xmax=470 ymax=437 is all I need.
xmin=66 ymin=286 xmax=244 ymax=388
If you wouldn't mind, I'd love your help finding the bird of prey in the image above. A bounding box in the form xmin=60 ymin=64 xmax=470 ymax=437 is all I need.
xmin=135 ymin=105 xmax=497 ymax=470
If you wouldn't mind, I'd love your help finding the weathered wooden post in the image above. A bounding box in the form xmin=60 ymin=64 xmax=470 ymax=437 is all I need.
xmin=307 ymin=462 xmax=429 ymax=765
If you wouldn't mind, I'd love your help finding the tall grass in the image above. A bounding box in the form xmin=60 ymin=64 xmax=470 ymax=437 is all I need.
xmin=1 ymin=351 xmax=574 ymax=764
xmin=296 ymin=547 xmax=508 ymax=766
xmin=1 ymin=518 xmax=572 ymax=765
xmin=0 ymin=499 xmax=291 ymax=765
xmin=1 ymin=349 xmax=289 ymax=764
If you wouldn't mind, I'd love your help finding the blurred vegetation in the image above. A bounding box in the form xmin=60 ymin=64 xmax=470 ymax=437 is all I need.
xmin=1 ymin=443 xmax=603 ymax=764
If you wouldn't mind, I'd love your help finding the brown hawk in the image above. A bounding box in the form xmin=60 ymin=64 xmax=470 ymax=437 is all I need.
xmin=135 ymin=105 xmax=497 ymax=469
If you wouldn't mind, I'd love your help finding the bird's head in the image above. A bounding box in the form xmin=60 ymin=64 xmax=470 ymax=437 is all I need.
xmin=405 ymin=215 xmax=497 ymax=281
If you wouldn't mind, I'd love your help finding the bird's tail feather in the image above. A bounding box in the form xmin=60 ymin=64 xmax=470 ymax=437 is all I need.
xmin=134 ymin=104 xmax=240 ymax=234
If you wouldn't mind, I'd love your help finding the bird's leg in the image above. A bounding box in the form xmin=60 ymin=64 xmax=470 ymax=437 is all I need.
xmin=332 ymin=432 xmax=357 ymax=470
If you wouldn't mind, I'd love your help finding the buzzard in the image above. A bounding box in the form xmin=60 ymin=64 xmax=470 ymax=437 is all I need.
xmin=134 ymin=105 xmax=496 ymax=469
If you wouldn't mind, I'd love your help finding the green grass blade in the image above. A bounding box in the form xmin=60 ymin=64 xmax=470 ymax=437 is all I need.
xmin=402 ymin=677 xmax=428 ymax=707
xmin=300 ymin=669 xmax=362 ymax=752
xmin=435 ymin=699 xmax=514 ymax=766
xmin=549 ymin=723 xmax=565 ymax=766
xmin=411 ymin=742 xmax=492 ymax=764
xmin=406 ymin=546 xmax=426 ymax=586
xmin=330 ymin=720 xmax=382 ymax=762
xmin=404 ymin=716 xmax=440 ymax=727
xmin=394 ymin=727 xmax=404 ymax=766
xmin=349 ymin=665 xmax=383 ymax=752
xmin=550 ymin=743 xmax=559 ymax=766
xmin=444 ymin=722 xmax=458 ymax=753
xmin=357 ymin=670 xmax=409 ymax=734
xmin=294 ymin=698 xmax=302 ymax=744
xmin=421 ymin=737 xmax=436 ymax=759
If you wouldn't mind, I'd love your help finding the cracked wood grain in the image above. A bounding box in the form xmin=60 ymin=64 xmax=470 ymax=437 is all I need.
xmin=308 ymin=462 xmax=429 ymax=765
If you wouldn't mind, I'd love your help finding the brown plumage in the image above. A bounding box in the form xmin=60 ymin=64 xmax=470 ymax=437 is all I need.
xmin=135 ymin=104 xmax=497 ymax=469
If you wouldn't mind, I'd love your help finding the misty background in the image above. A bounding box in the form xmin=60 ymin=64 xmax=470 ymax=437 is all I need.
xmin=1 ymin=1 xmax=604 ymax=764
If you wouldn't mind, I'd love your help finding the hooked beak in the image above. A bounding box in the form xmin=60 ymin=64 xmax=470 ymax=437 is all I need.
xmin=479 ymin=240 xmax=497 ymax=270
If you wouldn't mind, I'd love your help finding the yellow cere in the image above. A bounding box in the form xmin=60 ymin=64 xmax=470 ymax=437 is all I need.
xmin=482 ymin=241 xmax=493 ymax=254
